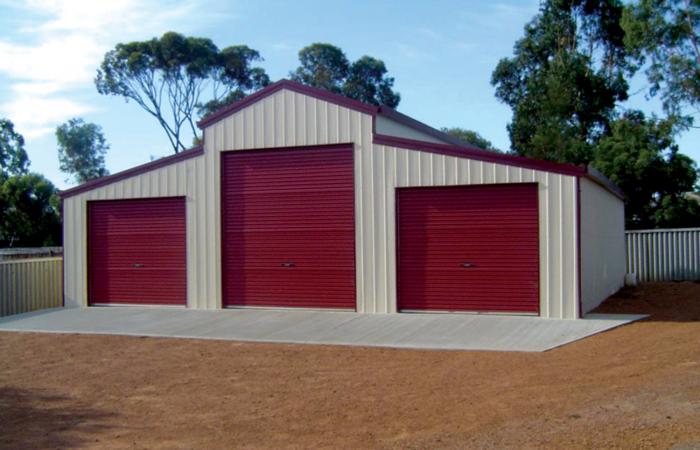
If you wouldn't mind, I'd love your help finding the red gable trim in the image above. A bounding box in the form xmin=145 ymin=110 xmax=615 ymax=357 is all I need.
xmin=58 ymin=145 xmax=204 ymax=199
xmin=62 ymin=80 xmax=623 ymax=199
xmin=197 ymin=80 xmax=379 ymax=128
xmin=373 ymin=134 xmax=587 ymax=177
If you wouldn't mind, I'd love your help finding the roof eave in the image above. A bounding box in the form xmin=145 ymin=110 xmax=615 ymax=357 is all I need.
xmin=197 ymin=79 xmax=379 ymax=129
xmin=58 ymin=145 xmax=204 ymax=199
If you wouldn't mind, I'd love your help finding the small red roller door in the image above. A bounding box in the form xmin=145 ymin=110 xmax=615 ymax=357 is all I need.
xmin=221 ymin=145 xmax=355 ymax=309
xmin=88 ymin=197 xmax=186 ymax=305
xmin=397 ymin=184 xmax=539 ymax=313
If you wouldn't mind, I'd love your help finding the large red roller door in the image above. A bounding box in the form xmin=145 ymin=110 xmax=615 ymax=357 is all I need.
xmin=88 ymin=197 xmax=187 ymax=305
xmin=221 ymin=145 xmax=355 ymax=309
xmin=397 ymin=184 xmax=539 ymax=313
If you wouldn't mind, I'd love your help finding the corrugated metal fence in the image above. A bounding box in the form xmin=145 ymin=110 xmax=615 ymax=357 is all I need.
xmin=626 ymin=228 xmax=700 ymax=282
xmin=0 ymin=257 xmax=63 ymax=317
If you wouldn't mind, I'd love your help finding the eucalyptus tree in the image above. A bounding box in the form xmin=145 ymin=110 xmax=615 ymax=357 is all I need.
xmin=623 ymin=0 xmax=700 ymax=126
xmin=491 ymin=0 xmax=630 ymax=164
xmin=56 ymin=118 xmax=110 ymax=183
xmin=96 ymin=32 xmax=269 ymax=153
xmin=291 ymin=43 xmax=400 ymax=107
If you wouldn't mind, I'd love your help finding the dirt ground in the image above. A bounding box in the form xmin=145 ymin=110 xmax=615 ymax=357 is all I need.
xmin=1 ymin=282 xmax=699 ymax=450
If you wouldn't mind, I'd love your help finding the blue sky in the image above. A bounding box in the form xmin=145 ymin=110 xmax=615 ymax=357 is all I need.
xmin=0 ymin=0 xmax=697 ymax=190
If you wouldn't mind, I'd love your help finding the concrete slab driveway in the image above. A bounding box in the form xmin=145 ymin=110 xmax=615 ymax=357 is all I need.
xmin=0 ymin=307 xmax=645 ymax=352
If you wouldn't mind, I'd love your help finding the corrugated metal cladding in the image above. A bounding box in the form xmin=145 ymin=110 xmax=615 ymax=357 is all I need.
xmin=204 ymin=89 xmax=580 ymax=318
xmin=221 ymin=146 xmax=355 ymax=308
xmin=397 ymin=184 xmax=539 ymax=313
xmin=579 ymin=177 xmax=626 ymax=313
xmin=88 ymin=198 xmax=186 ymax=305
xmin=626 ymin=228 xmax=700 ymax=282
xmin=64 ymin=86 xmax=584 ymax=318
xmin=62 ymin=155 xmax=217 ymax=309
xmin=0 ymin=257 xmax=62 ymax=317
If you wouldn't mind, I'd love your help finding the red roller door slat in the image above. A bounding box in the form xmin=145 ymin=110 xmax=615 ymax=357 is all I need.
xmin=88 ymin=197 xmax=187 ymax=305
xmin=221 ymin=146 xmax=355 ymax=309
xmin=397 ymin=184 xmax=539 ymax=313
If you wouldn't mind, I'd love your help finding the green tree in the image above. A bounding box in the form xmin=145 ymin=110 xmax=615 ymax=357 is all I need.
xmin=197 ymin=46 xmax=270 ymax=117
xmin=491 ymin=0 xmax=630 ymax=164
xmin=291 ymin=43 xmax=349 ymax=94
xmin=56 ymin=118 xmax=110 ymax=184
xmin=622 ymin=0 xmax=700 ymax=122
xmin=290 ymin=43 xmax=400 ymax=107
xmin=96 ymin=32 xmax=268 ymax=153
xmin=593 ymin=110 xmax=700 ymax=228
xmin=440 ymin=127 xmax=499 ymax=151
xmin=0 ymin=119 xmax=29 ymax=177
xmin=0 ymin=173 xmax=61 ymax=247
xmin=343 ymin=56 xmax=400 ymax=107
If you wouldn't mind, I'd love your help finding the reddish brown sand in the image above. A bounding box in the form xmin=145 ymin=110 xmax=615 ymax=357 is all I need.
xmin=1 ymin=282 xmax=699 ymax=449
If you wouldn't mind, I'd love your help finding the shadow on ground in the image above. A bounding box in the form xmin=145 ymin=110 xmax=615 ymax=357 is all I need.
xmin=0 ymin=386 xmax=118 ymax=448
xmin=593 ymin=281 xmax=700 ymax=322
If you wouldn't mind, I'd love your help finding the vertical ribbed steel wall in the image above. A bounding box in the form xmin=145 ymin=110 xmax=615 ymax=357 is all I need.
xmin=0 ymin=257 xmax=63 ymax=317
xmin=63 ymin=86 xmax=591 ymax=318
xmin=626 ymin=228 xmax=700 ymax=281
xmin=204 ymin=89 xmax=581 ymax=318
xmin=370 ymin=144 xmax=579 ymax=318
xmin=62 ymin=156 xmax=208 ymax=309
xmin=579 ymin=177 xmax=626 ymax=313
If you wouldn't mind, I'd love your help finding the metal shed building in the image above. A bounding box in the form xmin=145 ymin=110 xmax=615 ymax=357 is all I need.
xmin=60 ymin=80 xmax=626 ymax=319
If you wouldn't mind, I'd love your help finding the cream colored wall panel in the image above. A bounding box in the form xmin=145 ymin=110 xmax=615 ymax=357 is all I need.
xmin=209 ymin=90 xmax=373 ymax=312
xmin=372 ymin=144 xmax=579 ymax=318
xmin=65 ymin=87 xmax=582 ymax=318
xmin=62 ymin=155 xmax=205 ymax=309
xmin=580 ymin=177 xmax=626 ymax=312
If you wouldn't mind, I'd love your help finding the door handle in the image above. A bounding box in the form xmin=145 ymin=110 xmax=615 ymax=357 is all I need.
xmin=280 ymin=262 xmax=295 ymax=268
xmin=460 ymin=262 xmax=476 ymax=268
xmin=132 ymin=263 xmax=145 ymax=268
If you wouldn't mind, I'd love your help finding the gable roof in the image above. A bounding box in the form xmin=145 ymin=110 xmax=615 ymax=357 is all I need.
xmin=197 ymin=79 xmax=379 ymax=128
xmin=58 ymin=145 xmax=204 ymax=199
xmin=197 ymin=79 xmax=466 ymax=145
xmin=60 ymin=79 xmax=623 ymax=200
xmin=197 ymin=79 xmax=622 ymax=198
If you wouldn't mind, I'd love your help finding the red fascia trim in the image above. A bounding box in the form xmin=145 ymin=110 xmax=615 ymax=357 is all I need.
xmin=197 ymin=79 xmax=379 ymax=128
xmin=58 ymin=145 xmax=204 ymax=199
xmin=373 ymin=134 xmax=587 ymax=177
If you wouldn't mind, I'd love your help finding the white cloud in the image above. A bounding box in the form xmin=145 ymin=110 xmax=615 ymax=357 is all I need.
xmin=0 ymin=0 xmax=216 ymax=139
xmin=1 ymin=96 xmax=93 ymax=138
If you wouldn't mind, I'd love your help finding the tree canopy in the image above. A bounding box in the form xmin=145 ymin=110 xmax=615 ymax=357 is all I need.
xmin=594 ymin=111 xmax=699 ymax=228
xmin=491 ymin=0 xmax=630 ymax=165
xmin=622 ymin=0 xmax=700 ymax=123
xmin=0 ymin=119 xmax=29 ymax=178
xmin=0 ymin=120 xmax=61 ymax=247
xmin=56 ymin=118 xmax=110 ymax=184
xmin=291 ymin=43 xmax=400 ymax=107
xmin=95 ymin=32 xmax=269 ymax=153
xmin=492 ymin=0 xmax=700 ymax=227
xmin=0 ymin=173 xmax=61 ymax=247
